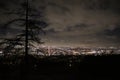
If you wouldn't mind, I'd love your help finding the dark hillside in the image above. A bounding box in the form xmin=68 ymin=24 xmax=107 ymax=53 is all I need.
xmin=0 ymin=54 xmax=120 ymax=80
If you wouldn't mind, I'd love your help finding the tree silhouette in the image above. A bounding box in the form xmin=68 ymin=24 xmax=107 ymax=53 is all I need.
xmin=0 ymin=0 xmax=48 ymax=79
xmin=0 ymin=0 xmax=48 ymax=57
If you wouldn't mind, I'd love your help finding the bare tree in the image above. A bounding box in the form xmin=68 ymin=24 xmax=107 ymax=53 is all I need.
xmin=0 ymin=0 xmax=48 ymax=56
xmin=0 ymin=0 xmax=48 ymax=79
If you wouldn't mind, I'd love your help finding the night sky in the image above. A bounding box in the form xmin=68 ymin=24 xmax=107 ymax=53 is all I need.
xmin=0 ymin=0 xmax=120 ymax=47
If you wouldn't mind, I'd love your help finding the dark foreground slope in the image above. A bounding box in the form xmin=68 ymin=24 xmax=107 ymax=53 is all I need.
xmin=0 ymin=55 xmax=120 ymax=80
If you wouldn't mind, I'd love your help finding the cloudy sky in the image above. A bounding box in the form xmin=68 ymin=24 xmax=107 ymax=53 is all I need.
xmin=0 ymin=0 xmax=120 ymax=47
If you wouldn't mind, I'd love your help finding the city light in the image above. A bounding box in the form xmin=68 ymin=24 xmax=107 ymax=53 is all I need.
xmin=0 ymin=45 xmax=120 ymax=56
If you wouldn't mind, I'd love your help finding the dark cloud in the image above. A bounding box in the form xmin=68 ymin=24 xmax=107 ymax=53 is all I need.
xmin=104 ymin=24 xmax=120 ymax=39
xmin=0 ymin=0 xmax=12 ymax=8
xmin=0 ymin=0 xmax=23 ymax=10
xmin=64 ymin=23 xmax=91 ymax=32
xmin=81 ymin=0 xmax=120 ymax=13
xmin=0 ymin=24 xmax=6 ymax=35
xmin=46 ymin=28 xmax=58 ymax=34
xmin=48 ymin=2 xmax=70 ymax=14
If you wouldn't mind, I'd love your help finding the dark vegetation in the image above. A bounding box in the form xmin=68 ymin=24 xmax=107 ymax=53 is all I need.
xmin=0 ymin=55 xmax=120 ymax=80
